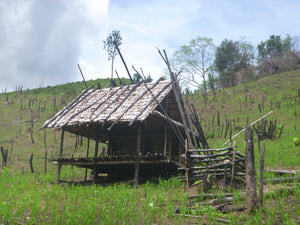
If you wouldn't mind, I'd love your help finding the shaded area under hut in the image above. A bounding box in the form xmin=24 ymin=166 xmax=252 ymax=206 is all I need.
xmin=40 ymin=77 xmax=207 ymax=184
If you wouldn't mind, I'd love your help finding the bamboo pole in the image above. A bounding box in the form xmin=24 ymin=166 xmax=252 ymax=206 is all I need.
xmin=158 ymin=49 xmax=194 ymax=148
xmin=231 ymin=141 xmax=236 ymax=186
xmin=185 ymin=139 xmax=189 ymax=188
xmin=187 ymin=146 xmax=234 ymax=153
xmin=113 ymin=41 xmax=133 ymax=83
xmin=151 ymin=110 xmax=199 ymax=138
xmin=222 ymin=111 xmax=273 ymax=146
xmin=78 ymin=64 xmax=88 ymax=89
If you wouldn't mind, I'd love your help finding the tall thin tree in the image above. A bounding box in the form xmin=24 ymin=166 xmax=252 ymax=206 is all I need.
xmin=103 ymin=30 xmax=122 ymax=79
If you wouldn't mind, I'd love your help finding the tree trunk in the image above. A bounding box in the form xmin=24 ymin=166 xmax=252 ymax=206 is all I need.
xmin=111 ymin=57 xmax=114 ymax=79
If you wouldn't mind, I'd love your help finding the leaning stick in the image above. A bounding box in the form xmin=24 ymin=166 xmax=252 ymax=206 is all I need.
xmin=221 ymin=111 xmax=273 ymax=147
xmin=78 ymin=64 xmax=88 ymax=89
xmin=113 ymin=41 xmax=133 ymax=83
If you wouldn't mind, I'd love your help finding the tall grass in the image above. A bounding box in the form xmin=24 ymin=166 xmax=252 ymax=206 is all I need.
xmin=0 ymin=168 xmax=193 ymax=224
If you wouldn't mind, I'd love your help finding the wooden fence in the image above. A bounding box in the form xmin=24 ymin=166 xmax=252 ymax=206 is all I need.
xmin=178 ymin=145 xmax=246 ymax=189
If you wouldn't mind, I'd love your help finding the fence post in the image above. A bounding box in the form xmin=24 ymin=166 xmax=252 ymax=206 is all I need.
xmin=44 ymin=150 xmax=47 ymax=174
xmin=30 ymin=153 xmax=34 ymax=173
xmin=1 ymin=147 xmax=8 ymax=168
xmin=57 ymin=128 xmax=65 ymax=183
xmin=259 ymin=144 xmax=265 ymax=207
xmin=185 ymin=139 xmax=189 ymax=188
xmin=245 ymin=124 xmax=258 ymax=212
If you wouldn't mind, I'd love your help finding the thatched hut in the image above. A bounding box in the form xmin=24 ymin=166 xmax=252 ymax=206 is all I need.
xmin=41 ymin=78 xmax=202 ymax=184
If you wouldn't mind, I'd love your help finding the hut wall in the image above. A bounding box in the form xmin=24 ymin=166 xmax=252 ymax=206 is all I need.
xmin=107 ymin=132 xmax=180 ymax=160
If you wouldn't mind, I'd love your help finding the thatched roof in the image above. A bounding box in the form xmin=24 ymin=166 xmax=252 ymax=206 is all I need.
xmin=41 ymin=79 xmax=177 ymax=133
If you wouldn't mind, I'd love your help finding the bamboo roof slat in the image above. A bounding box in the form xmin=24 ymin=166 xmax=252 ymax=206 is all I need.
xmin=41 ymin=80 xmax=175 ymax=130
xmin=107 ymin=78 xmax=163 ymax=130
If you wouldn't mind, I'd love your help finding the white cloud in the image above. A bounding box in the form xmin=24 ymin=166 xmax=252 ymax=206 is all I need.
xmin=1 ymin=0 xmax=300 ymax=91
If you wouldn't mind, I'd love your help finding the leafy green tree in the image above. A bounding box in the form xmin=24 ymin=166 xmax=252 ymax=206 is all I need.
xmin=215 ymin=39 xmax=240 ymax=88
xmin=258 ymin=35 xmax=291 ymax=59
xmin=171 ymin=36 xmax=216 ymax=94
xmin=257 ymin=34 xmax=293 ymax=75
xmin=132 ymin=73 xmax=153 ymax=84
xmin=103 ymin=30 xmax=122 ymax=79
xmin=215 ymin=38 xmax=254 ymax=88
xmin=132 ymin=73 xmax=142 ymax=84
xmin=144 ymin=74 xmax=153 ymax=83
xmin=236 ymin=38 xmax=255 ymax=83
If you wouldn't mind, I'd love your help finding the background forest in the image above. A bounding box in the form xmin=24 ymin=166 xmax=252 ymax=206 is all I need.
xmin=171 ymin=34 xmax=300 ymax=95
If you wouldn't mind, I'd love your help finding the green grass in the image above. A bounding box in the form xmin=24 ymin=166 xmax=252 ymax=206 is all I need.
xmin=0 ymin=168 xmax=189 ymax=225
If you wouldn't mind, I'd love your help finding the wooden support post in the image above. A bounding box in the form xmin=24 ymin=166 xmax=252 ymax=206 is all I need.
xmin=56 ymin=128 xmax=64 ymax=183
xmin=164 ymin=126 xmax=167 ymax=157
xmin=168 ymin=133 xmax=172 ymax=161
xmin=134 ymin=124 xmax=142 ymax=187
xmin=93 ymin=126 xmax=100 ymax=184
xmin=84 ymin=138 xmax=90 ymax=181
xmin=29 ymin=153 xmax=34 ymax=173
xmin=10 ymin=139 xmax=13 ymax=153
xmin=231 ymin=141 xmax=236 ymax=186
xmin=259 ymin=144 xmax=265 ymax=207
xmin=44 ymin=130 xmax=47 ymax=148
xmin=44 ymin=150 xmax=47 ymax=174
xmin=245 ymin=124 xmax=258 ymax=212
xmin=179 ymin=144 xmax=182 ymax=164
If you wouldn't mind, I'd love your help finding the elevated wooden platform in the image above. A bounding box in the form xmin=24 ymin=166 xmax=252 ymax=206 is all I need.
xmin=53 ymin=155 xmax=183 ymax=179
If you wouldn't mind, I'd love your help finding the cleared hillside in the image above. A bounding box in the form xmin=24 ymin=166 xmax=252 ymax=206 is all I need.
xmin=188 ymin=69 xmax=300 ymax=169
xmin=0 ymin=72 xmax=299 ymax=225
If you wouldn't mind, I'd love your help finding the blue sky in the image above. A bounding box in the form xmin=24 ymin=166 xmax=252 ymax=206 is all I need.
xmin=0 ymin=0 xmax=299 ymax=91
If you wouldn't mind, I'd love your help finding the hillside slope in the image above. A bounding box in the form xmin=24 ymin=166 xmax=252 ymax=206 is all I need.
xmin=0 ymin=77 xmax=129 ymax=175
xmin=188 ymin=69 xmax=300 ymax=169
xmin=0 ymin=71 xmax=299 ymax=175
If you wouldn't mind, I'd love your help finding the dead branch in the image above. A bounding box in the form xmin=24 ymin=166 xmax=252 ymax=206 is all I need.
xmin=77 ymin=64 xmax=88 ymax=89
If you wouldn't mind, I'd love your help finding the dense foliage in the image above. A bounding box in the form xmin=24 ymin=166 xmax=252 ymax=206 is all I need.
xmin=172 ymin=34 xmax=300 ymax=92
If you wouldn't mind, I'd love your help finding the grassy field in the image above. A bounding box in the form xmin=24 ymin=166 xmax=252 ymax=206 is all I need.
xmin=0 ymin=71 xmax=299 ymax=224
